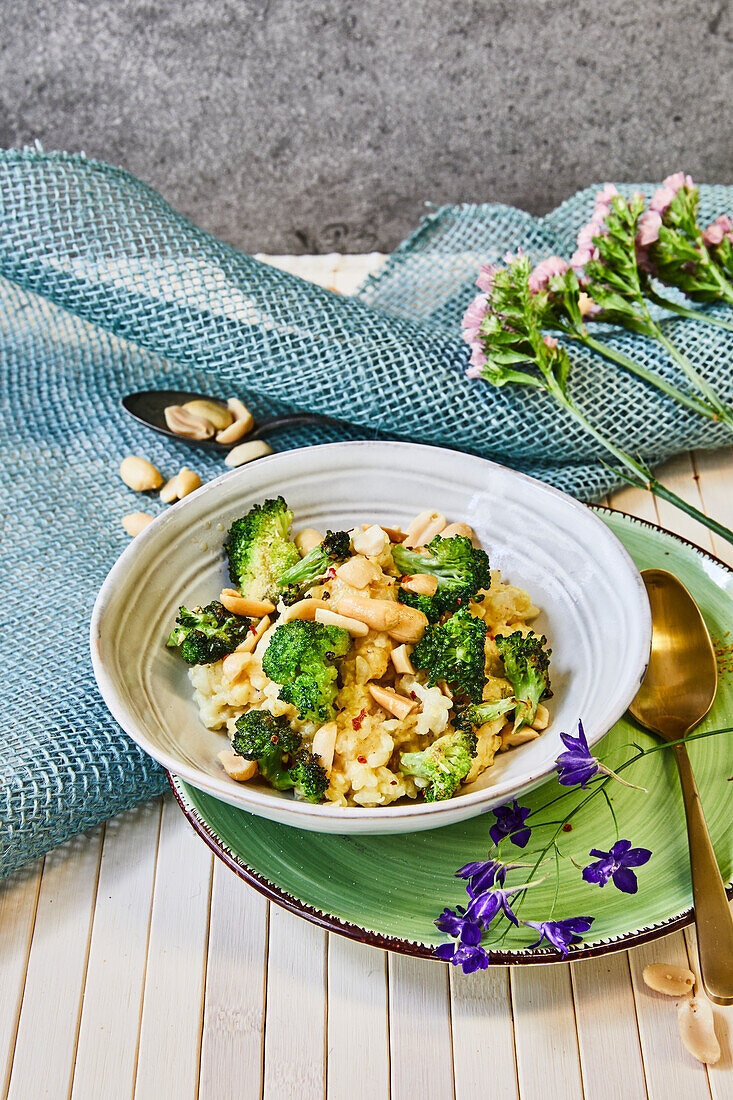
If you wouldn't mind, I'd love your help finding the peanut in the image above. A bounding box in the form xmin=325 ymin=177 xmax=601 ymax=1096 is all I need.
xmin=400 ymin=573 xmax=438 ymax=596
xmin=295 ymin=528 xmax=324 ymax=556
xmin=220 ymin=588 xmax=276 ymax=617
xmin=335 ymin=556 xmax=381 ymax=589
xmin=236 ymin=615 xmax=271 ymax=653
xmin=379 ymin=526 xmax=408 ymax=543
xmin=403 ymin=510 xmax=446 ymax=548
xmin=182 ymin=399 xmax=233 ymax=431
xmin=440 ymin=522 xmax=478 ymax=543
xmin=531 ymin=703 xmax=550 ymax=731
xmin=390 ymin=644 xmax=415 ymax=674
xmin=222 ymin=650 xmax=252 ymax=684
xmin=281 ymin=598 xmax=332 ymax=622
xmin=224 ymin=440 xmax=273 ymax=468
xmin=315 ymin=608 xmax=370 ymax=636
xmin=677 ymin=996 xmax=720 ymax=1064
xmin=164 ymin=404 xmax=214 ymax=440
xmin=216 ymin=398 xmax=255 ymax=444
xmin=335 ymin=594 xmax=428 ymax=642
xmin=119 ymin=456 xmax=163 ymax=492
xmin=501 ymin=727 xmax=540 ymax=749
xmin=312 ymin=720 xmax=337 ymax=771
xmin=218 ymin=750 xmax=258 ymax=782
xmin=121 ymin=512 xmax=154 ymax=537
xmin=642 ymin=963 xmax=695 ymax=998
xmin=160 ymin=467 xmax=202 ymax=503
xmin=368 ymin=683 xmax=417 ymax=720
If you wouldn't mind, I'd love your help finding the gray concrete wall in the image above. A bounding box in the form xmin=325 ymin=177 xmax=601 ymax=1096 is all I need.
xmin=1 ymin=0 xmax=731 ymax=253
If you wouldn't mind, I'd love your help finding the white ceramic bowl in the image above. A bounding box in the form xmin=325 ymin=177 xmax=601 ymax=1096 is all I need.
xmin=91 ymin=441 xmax=651 ymax=834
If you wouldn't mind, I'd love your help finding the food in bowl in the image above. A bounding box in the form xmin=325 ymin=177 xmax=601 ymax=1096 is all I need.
xmin=166 ymin=496 xmax=553 ymax=807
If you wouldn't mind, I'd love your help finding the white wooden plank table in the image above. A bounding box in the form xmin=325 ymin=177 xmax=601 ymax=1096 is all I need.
xmin=2 ymin=253 xmax=733 ymax=1100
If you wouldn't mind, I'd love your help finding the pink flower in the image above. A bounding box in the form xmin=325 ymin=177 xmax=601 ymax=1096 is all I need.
xmin=636 ymin=209 xmax=662 ymax=247
xmin=475 ymin=263 xmax=500 ymax=293
xmin=595 ymin=183 xmax=619 ymax=206
xmin=543 ymin=335 xmax=558 ymax=349
xmin=651 ymin=173 xmax=695 ymax=215
xmin=703 ymin=214 xmax=733 ymax=248
xmin=469 ymin=342 xmax=487 ymax=369
xmin=528 ymin=256 xmax=569 ymax=293
xmin=663 ymin=172 xmax=694 ymax=193
xmin=466 ymin=364 xmax=484 ymax=379
xmin=503 ymin=248 xmax=524 ymax=264
xmin=461 ymin=293 xmax=488 ymax=342
xmin=570 ymin=246 xmax=597 ymax=275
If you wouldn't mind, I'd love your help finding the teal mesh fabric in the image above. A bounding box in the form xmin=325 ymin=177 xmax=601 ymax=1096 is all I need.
xmin=1 ymin=148 xmax=732 ymax=876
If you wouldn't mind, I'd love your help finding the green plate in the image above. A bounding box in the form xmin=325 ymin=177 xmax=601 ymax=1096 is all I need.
xmin=170 ymin=510 xmax=733 ymax=963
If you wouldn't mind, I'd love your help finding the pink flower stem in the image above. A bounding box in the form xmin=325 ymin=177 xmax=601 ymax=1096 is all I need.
xmin=652 ymin=328 xmax=733 ymax=431
xmin=645 ymin=291 xmax=733 ymax=332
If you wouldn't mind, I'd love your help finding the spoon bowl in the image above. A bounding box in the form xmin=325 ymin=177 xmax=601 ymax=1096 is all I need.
xmin=122 ymin=390 xmax=336 ymax=449
xmin=629 ymin=568 xmax=732 ymax=1006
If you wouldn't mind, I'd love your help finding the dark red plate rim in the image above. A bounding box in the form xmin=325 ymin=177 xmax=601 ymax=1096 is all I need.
xmin=168 ymin=507 xmax=733 ymax=964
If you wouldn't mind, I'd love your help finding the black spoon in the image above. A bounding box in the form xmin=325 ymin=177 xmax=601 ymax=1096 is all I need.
xmin=121 ymin=390 xmax=337 ymax=450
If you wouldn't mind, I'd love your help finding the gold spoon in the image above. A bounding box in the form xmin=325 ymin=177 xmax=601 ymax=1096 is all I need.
xmin=629 ymin=568 xmax=733 ymax=1005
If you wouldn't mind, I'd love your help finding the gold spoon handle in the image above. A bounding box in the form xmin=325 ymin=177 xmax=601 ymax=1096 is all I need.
xmin=674 ymin=743 xmax=733 ymax=1005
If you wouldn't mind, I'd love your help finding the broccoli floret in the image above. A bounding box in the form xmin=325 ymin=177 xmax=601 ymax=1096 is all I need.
xmin=277 ymin=530 xmax=351 ymax=601
xmin=400 ymin=728 xmax=477 ymax=801
xmin=495 ymin=630 xmax=552 ymax=731
xmin=166 ymin=601 xmax=252 ymax=665
xmin=392 ymin=535 xmax=491 ymax=621
xmin=232 ymin=710 xmax=328 ymax=801
xmin=262 ymin=619 xmax=351 ymax=723
xmin=289 ymin=749 xmax=329 ymax=803
xmin=225 ymin=496 xmax=300 ymax=602
xmin=411 ymin=608 xmax=488 ymax=702
xmin=453 ymin=697 xmax=517 ymax=733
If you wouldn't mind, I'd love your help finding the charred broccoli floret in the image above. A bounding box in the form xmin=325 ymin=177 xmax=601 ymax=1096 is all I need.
xmin=453 ymin=697 xmax=517 ymax=733
xmin=411 ymin=608 xmax=488 ymax=702
xmin=495 ymin=630 xmax=552 ymax=731
xmin=232 ymin=710 xmax=328 ymax=802
xmin=166 ymin=601 xmax=252 ymax=665
xmin=262 ymin=619 xmax=351 ymax=723
xmin=392 ymin=535 xmax=491 ymax=621
xmin=277 ymin=530 xmax=351 ymax=602
xmin=225 ymin=496 xmax=300 ymax=602
xmin=400 ymin=728 xmax=477 ymax=801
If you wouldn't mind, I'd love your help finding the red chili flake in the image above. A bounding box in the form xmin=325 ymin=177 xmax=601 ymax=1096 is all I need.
xmin=409 ymin=690 xmax=418 ymax=700
xmin=352 ymin=707 xmax=367 ymax=731
xmin=562 ymin=822 xmax=572 ymax=833
xmin=357 ymin=755 xmax=367 ymax=764
xmin=327 ymin=566 xmax=337 ymax=579
xmin=249 ymin=623 xmax=258 ymax=634
xmin=391 ymin=780 xmax=398 ymax=785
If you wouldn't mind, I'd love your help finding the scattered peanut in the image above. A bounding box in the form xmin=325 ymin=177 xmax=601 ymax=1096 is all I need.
xmin=642 ymin=963 xmax=695 ymax=997
xmin=222 ymin=650 xmax=252 ymax=684
xmin=220 ymin=588 xmax=276 ymax=617
xmin=403 ymin=510 xmax=446 ymax=548
xmin=224 ymin=440 xmax=273 ymax=468
xmin=335 ymin=556 xmax=381 ymax=588
xmin=336 ymin=594 xmax=428 ymax=643
xmin=119 ymin=456 xmax=163 ymax=492
xmin=677 ymin=996 xmax=720 ymax=1064
xmin=160 ymin=466 xmax=202 ymax=503
xmin=164 ymin=404 xmax=214 ymax=440
xmin=368 ymin=683 xmax=417 ymax=720
xmin=236 ymin=615 xmax=271 ymax=653
xmin=295 ymin=528 xmax=324 ymax=556
xmin=502 ymin=727 xmax=540 ymax=748
xmin=351 ymin=524 xmax=390 ymax=557
xmin=218 ymin=750 xmax=258 ymax=782
xmin=121 ymin=512 xmax=154 ymax=537
xmin=216 ymin=398 xmax=255 ymax=444
xmin=531 ymin=703 xmax=550 ymax=731
xmin=182 ymin=399 xmax=233 ymax=431
xmin=312 ymin=721 xmax=337 ymax=771
xmin=315 ymin=607 xmax=370 ymax=636
xmin=400 ymin=573 xmax=439 ymax=597
xmin=390 ymin=644 xmax=415 ymax=674
xmin=440 ymin=522 xmax=478 ymax=544
xmin=281 ymin=598 xmax=332 ymax=622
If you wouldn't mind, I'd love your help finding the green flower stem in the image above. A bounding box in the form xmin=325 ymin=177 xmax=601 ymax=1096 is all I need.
xmin=575 ymin=332 xmax=719 ymax=422
xmin=653 ymin=327 xmax=733 ymax=430
xmin=646 ymin=291 xmax=733 ymax=332
xmin=547 ymin=385 xmax=733 ymax=549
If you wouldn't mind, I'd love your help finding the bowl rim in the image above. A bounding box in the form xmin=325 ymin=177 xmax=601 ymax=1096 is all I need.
xmin=90 ymin=440 xmax=652 ymax=825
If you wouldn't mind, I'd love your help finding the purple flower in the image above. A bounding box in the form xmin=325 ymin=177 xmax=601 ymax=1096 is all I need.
xmin=582 ymin=839 xmax=651 ymax=894
xmin=435 ymin=920 xmax=491 ymax=973
xmin=523 ymin=916 xmax=594 ymax=956
xmin=489 ymin=799 xmax=532 ymax=848
xmin=476 ymin=262 xmax=500 ymax=292
xmin=435 ymin=904 xmax=471 ymax=936
xmin=528 ymin=256 xmax=568 ymax=294
xmin=465 ymin=885 xmax=524 ymax=927
xmin=455 ymin=858 xmax=508 ymax=896
xmin=555 ymin=720 xmax=599 ymax=788
xmin=703 ymin=214 xmax=733 ymax=248
xmin=637 ymin=209 xmax=662 ymax=247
